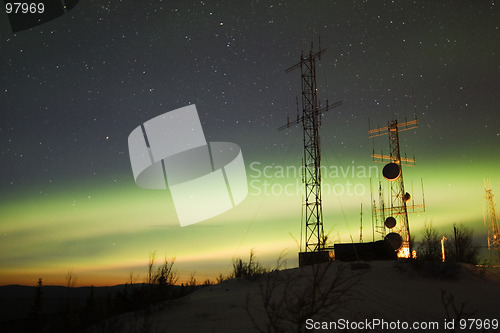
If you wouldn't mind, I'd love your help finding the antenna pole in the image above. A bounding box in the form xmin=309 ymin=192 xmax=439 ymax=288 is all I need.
xmin=370 ymin=178 xmax=375 ymax=242
xmin=360 ymin=203 xmax=363 ymax=243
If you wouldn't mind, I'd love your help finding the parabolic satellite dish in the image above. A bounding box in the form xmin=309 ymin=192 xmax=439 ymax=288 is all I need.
xmin=384 ymin=216 xmax=397 ymax=229
xmin=384 ymin=232 xmax=403 ymax=250
xmin=382 ymin=162 xmax=401 ymax=181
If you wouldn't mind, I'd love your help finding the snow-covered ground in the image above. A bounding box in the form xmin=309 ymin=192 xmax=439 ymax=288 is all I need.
xmin=99 ymin=261 xmax=500 ymax=332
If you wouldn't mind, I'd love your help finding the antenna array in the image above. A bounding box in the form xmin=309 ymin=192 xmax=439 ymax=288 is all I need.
xmin=369 ymin=118 xmax=425 ymax=258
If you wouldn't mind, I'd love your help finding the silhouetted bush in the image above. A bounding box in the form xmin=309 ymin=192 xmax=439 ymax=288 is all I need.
xmin=447 ymin=224 xmax=479 ymax=265
xmin=417 ymin=222 xmax=441 ymax=262
xmin=231 ymin=249 xmax=268 ymax=279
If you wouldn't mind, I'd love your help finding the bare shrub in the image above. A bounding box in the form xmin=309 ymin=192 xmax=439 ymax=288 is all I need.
xmin=448 ymin=224 xmax=479 ymax=265
xmin=155 ymin=256 xmax=178 ymax=286
xmin=188 ymin=272 xmax=197 ymax=287
xmin=441 ymin=289 xmax=476 ymax=332
xmin=148 ymin=252 xmax=178 ymax=286
xmin=232 ymin=249 xmax=268 ymax=279
xmin=246 ymin=261 xmax=362 ymax=333
xmin=216 ymin=273 xmax=227 ymax=284
xmin=417 ymin=222 xmax=441 ymax=262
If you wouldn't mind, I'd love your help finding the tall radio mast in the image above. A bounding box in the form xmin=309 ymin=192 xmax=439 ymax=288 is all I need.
xmin=279 ymin=38 xmax=342 ymax=265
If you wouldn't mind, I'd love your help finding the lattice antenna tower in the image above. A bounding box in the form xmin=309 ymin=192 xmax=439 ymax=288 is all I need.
xmin=279 ymin=38 xmax=342 ymax=252
xmin=484 ymin=179 xmax=500 ymax=265
xmin=368 ymin=117 xmax=425 ymax=258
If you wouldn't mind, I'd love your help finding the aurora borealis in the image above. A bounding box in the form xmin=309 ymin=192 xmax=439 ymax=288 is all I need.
xmin=1 ymin=1 xmax=499 ymax=286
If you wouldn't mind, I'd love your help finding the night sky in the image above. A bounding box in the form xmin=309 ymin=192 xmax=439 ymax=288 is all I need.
xmin=1 ymin=1 xmax=499 ymax=286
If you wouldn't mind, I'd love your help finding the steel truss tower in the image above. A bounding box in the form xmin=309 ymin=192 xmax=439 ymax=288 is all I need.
xmin=484 ymin=179 xmax=500 ymax=265
xmin=279 ymin=42 xmax=342 ymax=253
xmin=369 ymin=118 xmax=424 ymax=258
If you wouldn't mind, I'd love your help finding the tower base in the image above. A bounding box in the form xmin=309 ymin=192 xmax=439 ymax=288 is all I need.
xmin=298 ymin=251 xmax=333 ymax=267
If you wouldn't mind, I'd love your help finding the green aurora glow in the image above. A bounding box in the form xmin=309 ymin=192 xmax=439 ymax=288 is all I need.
xmin=1 ymin=154 xmax=499 ymax=286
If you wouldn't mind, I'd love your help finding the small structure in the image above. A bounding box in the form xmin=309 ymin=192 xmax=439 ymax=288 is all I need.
xmin=334 ymin=241 xmax=397 ymax=261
